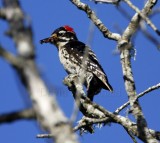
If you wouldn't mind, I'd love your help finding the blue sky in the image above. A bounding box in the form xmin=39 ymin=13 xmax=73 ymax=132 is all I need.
xmin=0 ymin=0 xmax=160 ymax=143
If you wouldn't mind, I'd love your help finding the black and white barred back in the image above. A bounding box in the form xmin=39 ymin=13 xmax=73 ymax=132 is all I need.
xmin=40 ymin=26 xmax=113 ymax=101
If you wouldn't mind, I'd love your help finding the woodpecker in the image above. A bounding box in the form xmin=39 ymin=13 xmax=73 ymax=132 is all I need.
xmin=40 ymin=25 xmax=113 ymax=101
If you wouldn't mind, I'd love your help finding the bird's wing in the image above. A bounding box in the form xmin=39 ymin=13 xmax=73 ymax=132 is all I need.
xmin=65 ymin=41 xmax=113 ymax=92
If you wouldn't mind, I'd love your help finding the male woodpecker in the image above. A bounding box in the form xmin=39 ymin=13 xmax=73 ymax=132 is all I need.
xmin=40 ymin=25 xmax=113 ymax=101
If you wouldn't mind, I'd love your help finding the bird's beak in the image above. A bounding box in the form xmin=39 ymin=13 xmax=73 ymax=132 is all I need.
xmin=40 ymin=33 xmax=58 ymax=44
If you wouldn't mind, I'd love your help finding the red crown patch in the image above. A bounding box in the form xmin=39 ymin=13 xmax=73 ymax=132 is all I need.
xmin=63 ymin=25 xmax=74 ymax=33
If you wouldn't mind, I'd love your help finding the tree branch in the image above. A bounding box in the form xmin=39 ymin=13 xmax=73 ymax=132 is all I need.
xmin=0 ymin=45 xmax=24 ymax=68
xmin=118 ymin=0 xmax=159 ymax=142
xmin=1 ymin=1 xmax=79 ymax=143
xmin=69 ymin=0 xmax=159 ymax=142
xmin=123 ymin=0 xmax=160 ymax=36
xmin=123 ymin=126 xmax=138 ymax=143
xmin=94 ymin=0 xmax=159 ymax=37
xmin=117 ymin=5 xmax=160 ymax=50
xmin=121 ymin=0 xmax=158 ymax=40
xmin=115 ymin=83 xmax=160 ymax=114
xmin=70 ymin=0 xmax=121 ymax=41
xmin=93 ymin=0 xmax=119 ymax=4
xmin=37 ymin=76 xmax=160 ymax=141
xmin=63 ymin=74 xmax=160 ymax=142
xmin=0 ymin=108 xmax=35 ymax=124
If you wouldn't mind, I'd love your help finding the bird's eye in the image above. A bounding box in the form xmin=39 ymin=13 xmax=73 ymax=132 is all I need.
xmin=59 ymin=32 xmax=65 ymax=36
xmin=59 ymin=33 xmax=63 ymax=36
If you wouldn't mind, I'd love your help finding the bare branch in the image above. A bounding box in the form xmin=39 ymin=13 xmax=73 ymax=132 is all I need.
xmin=1 ymin=0 xmax=79 ymax=143
xmin=115 ymin=83 xmax=160 ymax=114
xmin=93 ymin=0 xmax=120 ymax=4
xmin=122 ymin=0 xmax=158 ymax=40
xmin=73 ymin=116 xmax=160 ymax=141
xmin=118 ymin=1 xmax=159 ymax=142
xmin=37 ymin=134 xmax=53 ymax=138
xmin=70 ymin=0 xmax=121 ymax=41
xmin=73 ymin=116 xmax=111 ymax=132
xmin=0 ymin=108 xmax=35 ymax=124
xmin=1 ymin=0 xmax=159 ymax=142
xmin=117 ymin=5 xmax=160 ymax=50
xmin=0 ymin=45 xmax=23 ymax=68
xmin=63 ymin=74 xmax=160 ymax=142
xmin=94 ymin=0 xmax=160 ymax=35
xmin=38 ymin=116 xmax=160 ymax=141
xmin=123 ymin=0 xmax=160 ymax=36
xmin=137 ymin=83 xmax=160 ymax=99
xmin=69 ymin=1 xmax=159 ymax=142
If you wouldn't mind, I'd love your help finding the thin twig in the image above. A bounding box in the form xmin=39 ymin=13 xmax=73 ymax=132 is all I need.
xmin=123 ymin=0 xmax=160 ymax=35
xmin=117 ymin=5 xmax=160 ymax=50
xmin=37 ymin=134 xmax=53 ymax=138
xmin=115 ymin=83 xmax=160 ymax=114
xmin=93 ymin=0 xmax=119 ymax=4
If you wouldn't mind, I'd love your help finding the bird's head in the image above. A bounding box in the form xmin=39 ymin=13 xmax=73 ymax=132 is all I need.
xmin=40 ymin=25 xmax=78 ymax=47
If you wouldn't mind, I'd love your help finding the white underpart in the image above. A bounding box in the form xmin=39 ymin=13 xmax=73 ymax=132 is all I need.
xmin=57 ymin=41 xmax=68 ymax=47
xmin=59 ymin=48 xmax=82 ymax=75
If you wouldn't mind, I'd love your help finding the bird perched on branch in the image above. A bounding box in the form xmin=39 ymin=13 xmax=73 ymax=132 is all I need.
xmin=40 ymin=25 xmax=113 ymax=101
